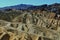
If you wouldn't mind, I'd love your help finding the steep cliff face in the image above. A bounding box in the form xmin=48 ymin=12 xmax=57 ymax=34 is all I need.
xmin=0 ymin=10 xmax=60 ymax=40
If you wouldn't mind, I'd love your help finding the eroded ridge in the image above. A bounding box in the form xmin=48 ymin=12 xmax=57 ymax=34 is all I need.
xmin=0 ymin=10 xmax=60 ymax=40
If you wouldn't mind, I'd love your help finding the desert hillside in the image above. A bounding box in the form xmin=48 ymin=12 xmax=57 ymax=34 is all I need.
xmin=0 ymin=3 xmax=60 ymax=40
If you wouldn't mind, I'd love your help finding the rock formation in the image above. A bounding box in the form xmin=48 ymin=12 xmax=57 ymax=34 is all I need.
xmin=0 ymin=9 xmax=60 ymax=40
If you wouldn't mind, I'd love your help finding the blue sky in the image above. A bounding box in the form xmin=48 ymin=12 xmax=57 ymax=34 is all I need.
xmin=0 ymin=0 xmax=60 ymax=7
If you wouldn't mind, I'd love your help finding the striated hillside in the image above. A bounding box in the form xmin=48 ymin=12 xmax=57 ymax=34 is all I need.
xmin=0 ymin=9 xmax=60 ymax=40
xmin=0 ymin=3 xmax=60 ymax=40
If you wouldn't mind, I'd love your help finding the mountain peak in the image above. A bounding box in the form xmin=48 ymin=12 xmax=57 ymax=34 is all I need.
xmin=0 ymin=3 xmax=60 ymax=11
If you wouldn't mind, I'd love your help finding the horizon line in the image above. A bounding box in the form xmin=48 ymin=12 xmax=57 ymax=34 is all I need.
xmin=0 ymin=3 xmax=60 ymax=8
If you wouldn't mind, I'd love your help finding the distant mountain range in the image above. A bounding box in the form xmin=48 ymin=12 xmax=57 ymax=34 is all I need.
xmin=0 ymin=4 xmax=49 ymax=10
xmin=0 ymin=4 xmax=33 ymax=10
xmin=0 ymin=3 xmax=59 ymax=10
xmin=0 ymin=3 xmax=60 ymax=14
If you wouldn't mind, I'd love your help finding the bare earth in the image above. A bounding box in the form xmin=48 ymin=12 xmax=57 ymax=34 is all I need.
xmin=0 ymin=10 xmax=60 ymax=40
